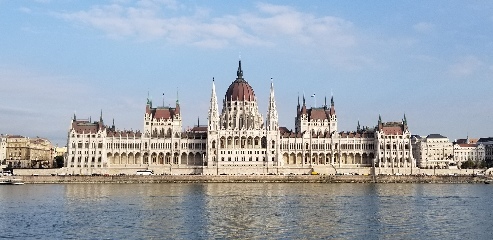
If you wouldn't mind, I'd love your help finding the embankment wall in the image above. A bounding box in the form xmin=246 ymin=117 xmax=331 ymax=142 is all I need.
xmin=13 ymin=175 xmax=490 ymax=184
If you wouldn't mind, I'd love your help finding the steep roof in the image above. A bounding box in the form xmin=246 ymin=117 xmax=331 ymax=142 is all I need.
xmin=308 ymin=108 xmax=331 ymax=120
xmin=478 ymin=137 xmax=493 ymax=143
xmin=72 ymin=120 xmax=104 ymax=134
xmin=426 ymin=134 xmax=447 ymax=139
xmin=146 ymin=106 xmax=179 ymax=120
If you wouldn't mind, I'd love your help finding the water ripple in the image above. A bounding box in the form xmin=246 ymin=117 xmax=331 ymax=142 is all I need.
xmin=1 ymin=183 xmax=493 ymax=239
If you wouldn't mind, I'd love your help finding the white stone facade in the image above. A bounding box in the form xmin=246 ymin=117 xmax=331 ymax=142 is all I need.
xmin=412 ymin=134 xmax=454 ymax=169
xmin=477 ymin=137 xmax=493 ymax=162
xmin=453 ymin=143 xmax=485 ymax=166
xmin=66 ymin=61 xmax=416 ymax=175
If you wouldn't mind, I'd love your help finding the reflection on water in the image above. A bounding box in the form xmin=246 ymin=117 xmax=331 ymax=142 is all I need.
xmin=1 ymin=183 xmax=492 ymax=239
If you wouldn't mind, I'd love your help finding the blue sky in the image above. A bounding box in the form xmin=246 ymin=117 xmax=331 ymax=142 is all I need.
xmin=1 ymin=0 xmax=492 ymax=146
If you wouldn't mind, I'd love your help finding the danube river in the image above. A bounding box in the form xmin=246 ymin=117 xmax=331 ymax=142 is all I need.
xmin=1 ymin=183 xmax=492 ymax=239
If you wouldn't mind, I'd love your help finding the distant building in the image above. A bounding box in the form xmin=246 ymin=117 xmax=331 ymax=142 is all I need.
xmin=5 ymin=135 xmax=53 ymax=168
xmin=453 ymin=137 xmax=485 ymax=166
xmin=477 ymin=137 xmax=493 ymax=162
xmin=66 ymin=60 xmax=415 ymax=175
xmin=412 ymin=134 xmax=487 ymax=169
xmin=0 ymin=135 xmax=7 ymax=171
xmin=0 ymin=135 xmax=6 ymax=164
xmin=53 ymin=146 xmax=67 ymax=158
xmin=411 ymin=134 xmax=453 ymax=169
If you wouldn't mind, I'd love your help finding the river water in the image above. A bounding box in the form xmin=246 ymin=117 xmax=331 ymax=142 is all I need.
xmin=0 ymin=183 xmax=492 ymax=239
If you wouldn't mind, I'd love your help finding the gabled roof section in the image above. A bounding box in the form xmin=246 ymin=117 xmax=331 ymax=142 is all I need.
xmin=72 ymin=120 xmax=105 ymax=134
xmin=146 ymin=106 xmax=179 ymax=120
xmin=308 ymin=108 xmax=332 ymax=121
xmin=378 ymin=121 xmax=406 ymax=135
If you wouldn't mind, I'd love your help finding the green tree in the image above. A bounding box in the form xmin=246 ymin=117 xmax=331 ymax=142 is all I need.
xmin=461 ymin=159 xmax=475 ymax=169
xmin=479 ymin=160 xmax=487 ymax=169
xmin=54 ymin=156 xmax=64 ymax=168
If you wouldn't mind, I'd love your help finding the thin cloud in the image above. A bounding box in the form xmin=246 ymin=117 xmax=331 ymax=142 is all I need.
xmin=413 ymin=22 xmax=434 ymax=33
xmin=448 ymin=55 xmax=483 ymax=77
xmin=19 ymin=7 xmax=32 ymax=14
xmin=58 ymin=2 xmax=357 ymax=50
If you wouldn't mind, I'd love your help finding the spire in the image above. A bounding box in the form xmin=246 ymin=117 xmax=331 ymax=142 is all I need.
xmin=403 ymin=113 xmax=407 ymax=126
xmin=237 ymin=60 xmax=243 ymax=79
xmin=296 ymin=92 xmax=300 ymax=116
xmin=357 ymin=120 xmax=361 ymax=132
xmin=197 ymin=117 xmax=200 ymax=127
xmin=100 ymin=109 xmax=103 ymax=122
xmin=301 ymin=92 xmax=307 ymax=115
xmin=176 ymin=87 xmax=179 ymax=104
xmin=112 ymin=118 xmax=115 ymax=129
xmin=73 ymin=112 xmax=76 ymax=121
xmin=208 ymin=77 xmax=220 ymax=131
xmin=267 ymin=78 xmax=278 ymax=131
xmin=324 ymin=96 xmax=327 ymax=108
xmin=329 ymin=95 xmax=336 ymax=115
xmin=162 ymin=92 xmax=165 ymax=107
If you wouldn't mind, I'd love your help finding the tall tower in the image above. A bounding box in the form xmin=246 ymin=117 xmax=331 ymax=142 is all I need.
xmin=208 ymin=78 xmax=220 ymax=131
xmin=266 ymin=79 xmax=281 ymax=166
xmin=266 ymin=78 xmax=278 ymax=131
xmin=207 ymin=78 xmax=220 ymax=167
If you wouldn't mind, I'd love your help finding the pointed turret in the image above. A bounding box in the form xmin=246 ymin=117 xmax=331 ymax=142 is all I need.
xmin=301 ymin=93 xmax=307 ymax=115
xmin=208 ymin=78 xmax=220 ymax=131
xmin=266 ymin=78 xmax=279 ymax=131
xmin=296 ymin=93 xmax=301 ymax=118
xmin=147 ymin=91 xmax=152 ymax=106
xmin=329 ymin=96 xmax=336 ymax=115
xmin=174 ymin=88 xmax=181 ymax=116
xmin=357 ymin=120 xmax=361 ymax=132
xmin=237 ymin=60 xmax=243 ymax=79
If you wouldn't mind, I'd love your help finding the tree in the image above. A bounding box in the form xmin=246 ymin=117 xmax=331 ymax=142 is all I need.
xmin=461 ymin=159 xmax=475 ymax=169
xmin=54 ymin=156 xmax=64 ymax=168
xmin=478 ymin=160 xmax=488 ymax=168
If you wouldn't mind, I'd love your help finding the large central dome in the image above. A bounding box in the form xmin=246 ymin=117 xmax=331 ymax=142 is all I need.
xmin=225 ymin=60 xmax=256 ymax=101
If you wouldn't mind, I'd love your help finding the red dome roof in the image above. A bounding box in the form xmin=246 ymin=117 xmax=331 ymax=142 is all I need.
xmin=225 ymin=78 xmax=255 ymax=101
xmin=225 ymin=60 xmax=256 ymax=101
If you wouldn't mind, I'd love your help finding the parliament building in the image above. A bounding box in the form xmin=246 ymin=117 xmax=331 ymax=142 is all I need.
xmin=66 ymin=61 xmax=415 ymax=175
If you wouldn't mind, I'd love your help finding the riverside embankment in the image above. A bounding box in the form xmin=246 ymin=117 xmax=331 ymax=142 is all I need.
xmin=14 ymin=174 xmax=492 ymax=184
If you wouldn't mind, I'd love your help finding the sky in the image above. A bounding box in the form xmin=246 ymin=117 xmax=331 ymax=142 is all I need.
xmin=1 ymin=0 xmax=493 ymax=146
